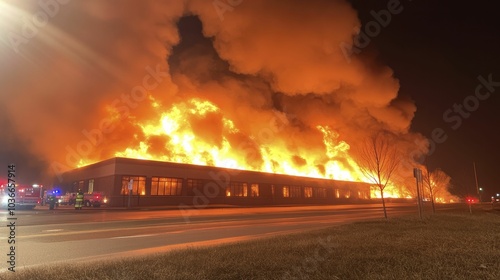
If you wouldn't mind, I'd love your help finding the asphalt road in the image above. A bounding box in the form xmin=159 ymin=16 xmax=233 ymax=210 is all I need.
xmin=0 ymin=202 xmax=461 ymax=272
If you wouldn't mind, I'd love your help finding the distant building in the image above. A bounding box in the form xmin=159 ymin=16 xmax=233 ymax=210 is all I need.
xmin=57 ymin=157 xmax=372 ymax=207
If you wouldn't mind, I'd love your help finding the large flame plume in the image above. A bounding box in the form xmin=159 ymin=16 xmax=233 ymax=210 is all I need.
xmin=113 ymin=97 xmax=360 ymax=182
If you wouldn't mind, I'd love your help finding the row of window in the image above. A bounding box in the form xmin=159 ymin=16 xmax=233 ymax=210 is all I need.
xmin=117 ymin=176 xmax=366 ymax=199
xmin=73 ymin=179 xmax=94 ymax=194
xmin=225 ymin=182 xmax=260 ymax=197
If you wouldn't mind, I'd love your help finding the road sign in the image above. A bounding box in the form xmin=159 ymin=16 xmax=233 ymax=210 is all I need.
xmin=413 ymin=168 xmax=422 ymax=182
xmin=413 ymin=168 xmax=423 ymax=219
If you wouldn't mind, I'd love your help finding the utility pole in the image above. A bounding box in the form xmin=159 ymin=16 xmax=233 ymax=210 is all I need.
xmin=473 ymin=162 xmax=480 ymax=202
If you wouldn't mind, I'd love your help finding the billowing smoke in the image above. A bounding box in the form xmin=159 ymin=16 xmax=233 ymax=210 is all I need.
xmin=0 ymin=0 xmax=429 ymax=190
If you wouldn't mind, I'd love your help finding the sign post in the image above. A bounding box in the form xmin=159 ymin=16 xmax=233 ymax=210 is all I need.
xmin=127 ymin=179 xmax=133 ymax=209
xmin=413 ymin=168 xmax=423 ymax=220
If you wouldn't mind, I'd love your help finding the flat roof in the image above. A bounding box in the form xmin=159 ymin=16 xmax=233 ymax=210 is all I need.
xmin=65 ymin=157 xmax=369 ymax=186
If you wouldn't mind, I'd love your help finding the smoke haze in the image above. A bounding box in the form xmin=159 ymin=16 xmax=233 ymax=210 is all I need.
xmin=0 ymin=0 xmax=429 ymax=190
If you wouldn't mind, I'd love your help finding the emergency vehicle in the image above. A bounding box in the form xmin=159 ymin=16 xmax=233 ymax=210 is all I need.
xmin=0 ymin=184 xmax=42 ymax=210
xmin=59 ymin=191 xmax=108 ymax=207
xmin=44 ymin=188 xmax=62 ymax=205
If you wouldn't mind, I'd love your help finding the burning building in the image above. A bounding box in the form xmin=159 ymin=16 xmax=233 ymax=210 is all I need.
xmin=58 ymin=157 xmax=372 ymax=207
xmin=1 ymin=1 xmax=435 ymax=199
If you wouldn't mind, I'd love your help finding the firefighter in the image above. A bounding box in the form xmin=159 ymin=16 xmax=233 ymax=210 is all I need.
xmin=75 ymin=190 xmax=84 ymax=210
xmin=48 ymin=194 xmax=57 ymax=210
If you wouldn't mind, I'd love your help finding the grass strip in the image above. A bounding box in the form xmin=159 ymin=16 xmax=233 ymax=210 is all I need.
xmin=4 ymin=210 xmax=500 ymax=280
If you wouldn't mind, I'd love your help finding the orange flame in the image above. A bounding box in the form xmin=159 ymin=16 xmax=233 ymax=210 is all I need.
xmin=84 ymin=97 xmax=408 ymax=198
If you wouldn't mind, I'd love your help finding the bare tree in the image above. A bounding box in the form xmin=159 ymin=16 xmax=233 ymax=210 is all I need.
xmin=423 ymin=167 xmax=451 ymax=213
xmin=431 ymin=169 xmax=451 ymax=202
xmin=393 ymin=175 xmax=418 ymax=199
xmin=423 ymin=167 xmax=436 ymax=213
xmin=357 ymin=134 xmax=399 ymax=219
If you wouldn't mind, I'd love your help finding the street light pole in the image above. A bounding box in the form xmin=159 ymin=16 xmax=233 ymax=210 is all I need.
xmin=473 ymin=162 xmax=480 ymax=202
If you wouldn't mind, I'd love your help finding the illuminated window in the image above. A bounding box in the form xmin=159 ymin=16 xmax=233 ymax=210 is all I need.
xmin=88 ymin=179 xmax=94 ymax=194
xmin=283 ymin=186 xmax=290 ymax=198
xmin=344 ymin=190 xmax=351 ymax=199
xmin=357 ymin=191 xmax=369 ymax=199
xmin=250 ymin=184 xmax=259 ymax=197
xmin=364 ymin=191 xmax=370 ymax=199
xmin=227 ymin=182 xmax=247 ymax=197
xmin=121 ymin=176 xmax=146 ymax=195
xmin=186 ymin=179 xmax=203 ymax=196
xmin=78 ymin=180 xmax=84 ymax=192
xmin=335 ymin=189 xmax=340 ymax=198
xmin=151 ymin=177 xmax=182 ymax=196
xmin=304 ymin=187 xmax=313 ymax=198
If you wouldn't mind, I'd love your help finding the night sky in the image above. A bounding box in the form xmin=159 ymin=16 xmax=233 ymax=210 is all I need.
xmin=349 ymin=0 xmax=500 ymax=198
xmin=0 ymin=0 xmax=498 ymax=199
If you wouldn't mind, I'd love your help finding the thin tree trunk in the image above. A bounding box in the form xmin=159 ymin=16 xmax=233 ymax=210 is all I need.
xmin=381 ymin=188 xmax=387 ymax=219
xmin=430 ymin=191 xmax=436 ymax=213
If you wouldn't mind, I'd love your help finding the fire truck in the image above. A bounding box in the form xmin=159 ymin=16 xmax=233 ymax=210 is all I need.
xmin=0 ymin=184 xmax=42 ymax=210
xmin=59 ymin=191 xmax=108 ymax=207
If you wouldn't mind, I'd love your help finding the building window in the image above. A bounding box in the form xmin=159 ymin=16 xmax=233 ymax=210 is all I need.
xmin=250 ymin=184 xmax=259 ymax=197
xmin=315 ymin=188 xmax=327 ymax=198
xmin=226 ymin=182 xmax=247 ymax=197
xmin=362 ymin=191 xmax=369 ymax=199
xmin=304 ymin=187 xmax=313 ymax=198
xmin=186 ymin=179 xmax=203 ymax=196
xmin=121 ymin=176 xmax=146 ymax=195
xmin=88 ymin=179 xmax=94 ymax=194
xmin=151 ymin=177 xmax=182 ymax=196
xmin=358 ymin=191 xmax=369 ymax=199
xmin=78 ymin=180 xmax=84 ymax=192
xmin=283 ymin=186 xmax=290 ymax=198
xmin=335 ymin=189 xmax=340 ymax=198
xmin=344 ymin=190 xmax=351 ymax=199
xmin=290 ymin=186 xmax=301 ymax=198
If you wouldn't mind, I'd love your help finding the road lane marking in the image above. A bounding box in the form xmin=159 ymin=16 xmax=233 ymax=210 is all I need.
xmin=2 ymin=208 xmax=414 ymax=241
xmin=0 ymin=215 xmax=370 ymax=240
xmin=110 ymin=234 xmax=158 ymax=239
xmin=168 ymin=230 xmax=186 ymax=234
xmin=42 ymin=229 xmax=63 ymax=232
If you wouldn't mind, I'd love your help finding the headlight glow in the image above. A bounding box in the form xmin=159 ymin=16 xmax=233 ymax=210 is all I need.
xmin=1 ymin=195 xmax=9 ymax=205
